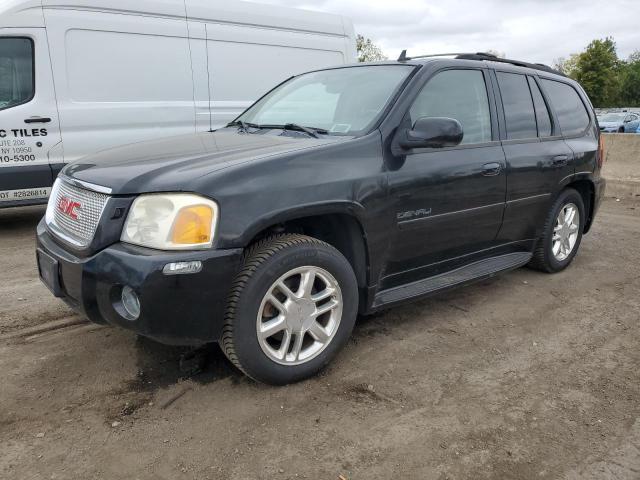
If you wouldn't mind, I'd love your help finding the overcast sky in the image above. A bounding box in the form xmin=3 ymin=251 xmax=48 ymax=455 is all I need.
xmin=257 ymin=0 xmax=640 ymax=66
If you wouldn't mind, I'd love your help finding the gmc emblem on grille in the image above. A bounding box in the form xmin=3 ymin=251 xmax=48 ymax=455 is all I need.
xmin=57 ymin=196 xmax=81 ymax=220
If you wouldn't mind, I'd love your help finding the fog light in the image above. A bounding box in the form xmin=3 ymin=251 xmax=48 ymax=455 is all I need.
xmin=163 ymin=261 xmax=202 ymax=275
xmin=121 ymin=286 xmax=140 ymax=319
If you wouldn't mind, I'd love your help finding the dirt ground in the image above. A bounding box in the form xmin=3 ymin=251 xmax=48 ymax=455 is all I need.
xmin=1 ymin=197 xmax=639 ymax=480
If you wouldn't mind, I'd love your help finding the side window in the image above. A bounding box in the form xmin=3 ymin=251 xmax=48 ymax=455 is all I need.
xmin=540 ymin=79 xmax=590 ymax=136
xmin=496 ymin=72 xmax=537 ymax=140
xmin=527 ymin=77 xmax=552 ymax=137
xmin=0 ymin=37 xmax=34 ymax=110
xmin=409 ymin=69 xmax=491 ymax=145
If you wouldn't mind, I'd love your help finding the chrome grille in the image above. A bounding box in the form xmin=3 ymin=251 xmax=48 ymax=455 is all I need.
xmin=46 ymin=178 xmax=110 ymax=247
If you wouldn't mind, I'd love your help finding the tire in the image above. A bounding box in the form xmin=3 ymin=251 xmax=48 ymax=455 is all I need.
xmin=220 ymin=234 xmax=358 ymax=385
xmin=528 ymin=188 xmax=585 ymax=273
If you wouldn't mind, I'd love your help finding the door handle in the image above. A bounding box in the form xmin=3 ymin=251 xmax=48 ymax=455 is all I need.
xmin=24 ymin=117 xmax=51 ymax=124
xmin=481 ymin=162 xmax=502 ymax=176
xmin=552 ymin=154 xmax=569 ymax=166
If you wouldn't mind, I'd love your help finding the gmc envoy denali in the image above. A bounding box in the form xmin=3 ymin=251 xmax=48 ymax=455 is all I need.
xmin=37 ymin=52 xmax=606 ymax=384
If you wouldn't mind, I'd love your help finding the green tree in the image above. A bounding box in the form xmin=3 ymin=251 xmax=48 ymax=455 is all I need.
xmin=618 ymin=51 xmax=640 ymax=106
xmin=573 ymin=38 xmax=620 ymax=107
xmin=356 ymin=35 xmax=387 ymax=62
xmin=553 ymin=54 xmax=580 ymax=78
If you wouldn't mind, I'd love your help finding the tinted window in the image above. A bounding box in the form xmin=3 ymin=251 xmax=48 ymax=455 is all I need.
xmin=540 ymin=79 xmax=590 ymax=136
xmin=0 ymin=38 xmax=34 ymax=110
xmin=409 ymin=69 xmax=491 ymax=145
xmin=527 ymin=77 xmax=552 ymax=137
xmin=497 ymin=72 xmax=537 ymax=140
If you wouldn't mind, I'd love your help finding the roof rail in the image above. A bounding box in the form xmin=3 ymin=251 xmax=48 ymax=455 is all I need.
xmin=397 ymin=50 xmax=495 ymax=62
xmin=397 ymin=50 xmax=565 ymax=77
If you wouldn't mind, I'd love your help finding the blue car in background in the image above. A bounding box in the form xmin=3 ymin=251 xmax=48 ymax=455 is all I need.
xmin=598 ymin=112 xmax=640 ymax=133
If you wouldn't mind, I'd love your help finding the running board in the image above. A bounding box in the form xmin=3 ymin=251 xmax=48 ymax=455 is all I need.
xmin=373 ymin=252 xmax=532 ymax=308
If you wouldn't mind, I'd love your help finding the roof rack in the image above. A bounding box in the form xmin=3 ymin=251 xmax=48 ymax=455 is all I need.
xmin=397 ymin=50 xmax=565 ymax=77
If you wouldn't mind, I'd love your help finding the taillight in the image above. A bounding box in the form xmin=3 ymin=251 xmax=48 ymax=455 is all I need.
xmin=597 ymin=134 xmax=605 ymax=169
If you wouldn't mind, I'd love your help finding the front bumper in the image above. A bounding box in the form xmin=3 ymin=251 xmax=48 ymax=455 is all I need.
xmin=36 ymin=219 xmax=243 ymax=345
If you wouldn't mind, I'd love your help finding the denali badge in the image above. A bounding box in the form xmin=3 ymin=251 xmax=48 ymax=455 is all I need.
xmin=397 ymin=208 xmax=432 ymax=221
xmin=57 ymin=196 xmax=81 ymax=220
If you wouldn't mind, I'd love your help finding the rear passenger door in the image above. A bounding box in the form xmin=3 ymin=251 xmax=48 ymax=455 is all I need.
xmin=493 ymin=71 xmax=574 ymax=243
xmin=538 ymin=78 xmax=595 ymax=184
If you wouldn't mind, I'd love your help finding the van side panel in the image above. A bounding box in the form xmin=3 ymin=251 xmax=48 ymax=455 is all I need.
xmin=43 ymin=7 xmax=196 ymax=164
xmin=0 ymin=0 xmax=45 ymax=29
xmin=205 ymin=24 xmax=346 ymax=127
xmin=185 ymin=0 xmax=355 ymax=128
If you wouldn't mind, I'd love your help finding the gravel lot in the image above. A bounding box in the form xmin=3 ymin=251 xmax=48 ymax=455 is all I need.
xmin=1 ymin=197 xmax=639 ymax=480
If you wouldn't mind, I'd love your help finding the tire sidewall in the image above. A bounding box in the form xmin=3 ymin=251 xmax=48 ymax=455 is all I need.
xmin=543 ymin=189 xmax=585 ymax=272
xmin=230 ymin=241 xmax=358 ymax=385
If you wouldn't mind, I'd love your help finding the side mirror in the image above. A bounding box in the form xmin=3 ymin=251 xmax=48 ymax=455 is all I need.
xmin=399 ymin=116 xmax=464 ymax=149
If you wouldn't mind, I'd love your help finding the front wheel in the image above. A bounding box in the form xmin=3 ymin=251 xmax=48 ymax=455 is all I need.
xmin=221 ymin=234 xmax=358 ymax=385
xmin=529 ymin=188 xmax=585 ymax=273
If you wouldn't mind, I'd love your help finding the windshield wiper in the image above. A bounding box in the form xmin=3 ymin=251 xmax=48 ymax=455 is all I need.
xmin=227 ymin=121 xmax=329 ymax=138
xmin=283 ymin=123 xmax=321 ymax=138
xmin=226 ymin=120 xmax=260 ymax=132
xmin=258 ymin=123 xmax=329 ymax=138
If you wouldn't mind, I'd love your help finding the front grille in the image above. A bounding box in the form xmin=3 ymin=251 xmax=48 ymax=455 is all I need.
xmin=47 ymin=179 xmax=110 ymax=247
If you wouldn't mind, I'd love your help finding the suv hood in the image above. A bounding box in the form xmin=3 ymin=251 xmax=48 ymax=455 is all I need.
xmin=63 ymin=129 xmax=345 ymax=195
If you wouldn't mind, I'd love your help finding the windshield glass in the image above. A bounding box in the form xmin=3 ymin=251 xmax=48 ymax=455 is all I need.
xmin=600 ymin=113 xmax=625 ymax=122
xmin=236 ymin=65 xmax=414 ymax=135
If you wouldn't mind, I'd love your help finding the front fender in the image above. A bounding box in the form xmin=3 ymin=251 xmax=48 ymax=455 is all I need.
xmin=230 ymin=200 xmax=367 ymax=248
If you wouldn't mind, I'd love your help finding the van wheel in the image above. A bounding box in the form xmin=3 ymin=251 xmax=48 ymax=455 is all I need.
xmin=221 ymin=234 xmax=358 ymax=385
xmin=529 ymin=188 xmax=585 ymax=273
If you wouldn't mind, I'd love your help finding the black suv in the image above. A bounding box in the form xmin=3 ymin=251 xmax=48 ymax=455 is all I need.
xmin=36 ymin=53 xmax=606 ymax=384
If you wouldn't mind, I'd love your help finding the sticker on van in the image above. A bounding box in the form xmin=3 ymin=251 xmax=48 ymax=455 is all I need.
xmin=0 ymin=187 xmax=51 ymax=202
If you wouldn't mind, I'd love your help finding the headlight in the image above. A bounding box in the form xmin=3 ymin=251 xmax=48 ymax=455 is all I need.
xmin=121 ymin=193 xmax=218 ymax=250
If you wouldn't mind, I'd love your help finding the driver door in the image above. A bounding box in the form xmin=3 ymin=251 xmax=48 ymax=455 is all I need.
xmin=383 ymin=68 xmax=506 ymax=288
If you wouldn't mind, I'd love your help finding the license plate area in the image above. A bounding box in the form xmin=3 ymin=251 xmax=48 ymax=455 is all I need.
xmin=37 ymin=249 xmax=63 ymax=297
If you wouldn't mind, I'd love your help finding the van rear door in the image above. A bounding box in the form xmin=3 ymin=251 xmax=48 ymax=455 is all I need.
xmin=0 ymin=30 xmax=62 ymax=206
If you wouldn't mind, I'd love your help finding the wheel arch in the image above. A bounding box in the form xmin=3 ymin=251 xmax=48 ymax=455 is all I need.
xmin=563 ymin=178 xmax=596 ymax=233
xmin=241 ymin=205 xmax=370 ymax=292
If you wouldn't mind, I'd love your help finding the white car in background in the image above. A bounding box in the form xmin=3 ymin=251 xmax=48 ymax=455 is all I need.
xmin=0 ymin=0 xmax=356 ymax=207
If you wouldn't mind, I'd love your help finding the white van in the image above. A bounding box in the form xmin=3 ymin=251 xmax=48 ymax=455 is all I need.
xmin=0 ymin=0 xmax=356 ymax=207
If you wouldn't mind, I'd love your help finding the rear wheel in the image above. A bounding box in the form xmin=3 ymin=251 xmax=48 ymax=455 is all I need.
xmin=221 ymin=234 xmax=358 ymax=385
xmin=529 ymin=188 xmax=585 ymax=273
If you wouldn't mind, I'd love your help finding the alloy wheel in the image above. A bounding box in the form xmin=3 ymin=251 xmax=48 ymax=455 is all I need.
xmin=256 ymin=266 xmax=343 ymax=366
xmin=552 ymin=202 xmax=580 ymax=261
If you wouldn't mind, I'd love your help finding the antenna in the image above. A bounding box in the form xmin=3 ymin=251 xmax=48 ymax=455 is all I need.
xmin=398 ymin=50 xmax=408 ymax=62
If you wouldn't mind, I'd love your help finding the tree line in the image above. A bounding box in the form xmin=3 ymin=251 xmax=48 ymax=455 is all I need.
xmin=356 ymin=35 xmax=639 ymax=108
xmin=554 ymin=38 xmax=640 ymax=108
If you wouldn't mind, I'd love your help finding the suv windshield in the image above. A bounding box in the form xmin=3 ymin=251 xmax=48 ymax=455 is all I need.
xmin=599 ymin=113 xmax=625 ymax=122
xmin=235 ymin=65 xmax=414 ymax=135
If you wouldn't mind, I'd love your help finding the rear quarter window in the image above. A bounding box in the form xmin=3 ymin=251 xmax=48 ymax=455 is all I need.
xmin=540 ymin=79 xmax=591 ymax=137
